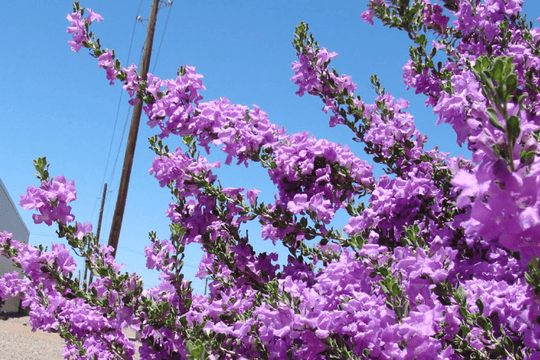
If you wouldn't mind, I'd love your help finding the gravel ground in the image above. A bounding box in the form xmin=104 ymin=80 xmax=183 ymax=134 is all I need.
xmin=0 ymin=313 xmax=141 ymax=360
xmin=0 ymin=313 xmax=64 ymax=360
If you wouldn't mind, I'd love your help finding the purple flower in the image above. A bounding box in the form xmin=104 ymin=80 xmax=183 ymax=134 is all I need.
xmin=74 ymin=222 xmax=92 ymax=240
xmin=66 ymin=12 xmax=86 ymax=52
xmin=86 ymin=8 xmax=103 ymax=24
xmin=287 ymin=194 xmax=309 ymax=214
xmin=246 ymin=189 xmax=261 ymax=206
xmin=97 ymin=51 xmax=118 ymax=85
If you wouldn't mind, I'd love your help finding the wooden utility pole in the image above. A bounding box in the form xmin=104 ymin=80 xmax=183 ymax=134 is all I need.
xmin=108 ymin=0 xmax=160 ymax=257
xmin=96 ymin=182 xmax=108 ymax=242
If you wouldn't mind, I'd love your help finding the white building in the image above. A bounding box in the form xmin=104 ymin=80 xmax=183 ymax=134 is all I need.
xmin=0 ymin=177 xmax=30 ymax=313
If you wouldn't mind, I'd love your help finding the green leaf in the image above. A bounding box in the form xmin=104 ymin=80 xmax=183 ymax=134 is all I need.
xmin=473 ymin=56 xmax=486 ymax=72
xmin=362 ymin=349 xmax=371 ymax=358
xmin=460 ymin=323 xmax=471 ymax=336
xmin=415 ymin=34 xmax=427 ymax=48
xmin=505 ymin=73 xmax=518 ymax=97
xmin=392 ymin=282 xmax=400 ymax=295
xmin=487 ymin=108 xmax=503 ymax=130
xmin=504 ymin=56 xmax=515 ymax=73
xmin=406 ymin=227 xmax=415 ymax=242
xmin=492 ymin=58 xmax=505 ymax=84
xmin=506 ymin=115 xmax=521 ymax=143
xmin=520 ymin=150 xmax=536 ymax=165
xmin=517 ymin=93 xmax=527 ymax=104
xmin=476 ymin=316 xmax=492 ymax=332
xmin=475 ymin=298 xmax=484 ymax=315
xmin=483 ymin=76 xmax=497 ymax=96
xmin=503 ymin=335 xmax=515 ymax=353
xmin=455 ymin=286 xmax=467 ymax=305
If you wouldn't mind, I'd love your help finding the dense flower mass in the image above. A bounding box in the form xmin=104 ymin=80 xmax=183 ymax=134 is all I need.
xmin=269 ymin=133 xmax=374 ymax=218
xmin=381 ymin=0 xmax=540 ymax=261
xmin=2 ymin=1 xmax=540 ymax=359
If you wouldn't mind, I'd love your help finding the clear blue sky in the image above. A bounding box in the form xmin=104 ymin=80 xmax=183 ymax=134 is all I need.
xmin=1 ymin=1 xmax=538 ymax=293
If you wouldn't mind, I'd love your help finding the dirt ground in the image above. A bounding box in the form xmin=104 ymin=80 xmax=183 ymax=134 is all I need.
xmin=0 ymin=313 xmax=141 ymax=360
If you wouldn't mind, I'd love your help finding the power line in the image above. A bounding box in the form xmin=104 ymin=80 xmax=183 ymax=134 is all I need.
xmin=93 ymin=0 xmax=145 ymax=225
xmin=107 ymin=0 xmax=173 ymax=190
xmin=108 ymin=0 xmax=161 ymax=257
xmin=152 ymin=1 xmax=173 ymax=73
xmin=107 ymin=106 xmax=132 ymax=187
xmin=105 ymin=0 xmax=145 ymax=187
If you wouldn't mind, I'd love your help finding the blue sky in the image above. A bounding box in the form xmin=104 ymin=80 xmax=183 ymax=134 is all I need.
xmin=1 ymin=1 xmax=538 ymax=293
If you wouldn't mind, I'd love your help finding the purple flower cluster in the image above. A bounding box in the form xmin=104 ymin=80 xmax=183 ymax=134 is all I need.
xmin=146 ymin=82 xmax=285 ymax=166
xmin=453 ymin=157 xmax=540 ymax=259
xmin=381 ymin=0 xmax=540 ymax=261
xmin=66 ymin=7 xmax=102 ymax=53
xmin=260 ymin=132 xmax=374 ymax=243
xmin=422 ymin=1 xmax=450 ymax=34
xmin=270 ymin=133 xmax=373 ymax=208
xmin=364 ymin=0 xmax=540 ymax=257
xmin=0 ymin=230 xmax=138 ymax=360
xmin=345 ymin=174 xmax=442 ymax=242
xmin=2 ymin=1 xmax=540 ymax=359
xmin=259 ymin=248 xmax=397 ymax=359
xmin=363 ymin=95 xmax=427 ymax=163
xmin=19 ymin=175 xmax=77 ymax=226
xmin=149 ymin=150 xmax=260 ymax=247
xmin=291 ymin=47 xmax=356 ymax=127
xmin=149 ymin=148 xmax=220 ymax=195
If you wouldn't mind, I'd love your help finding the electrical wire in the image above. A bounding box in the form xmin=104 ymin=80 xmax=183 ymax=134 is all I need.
xmin=103 ymin=0 xmax=174 ymax=231
xmin=107 ymin=106 xmax=132 ymax=188
xmin=98 ymin=1 xmax=175 ymax=249
xmin=93 ymin=0 xmax=145 ymax=225
xmin=152 ymin=1 xmax=173 ymax=73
